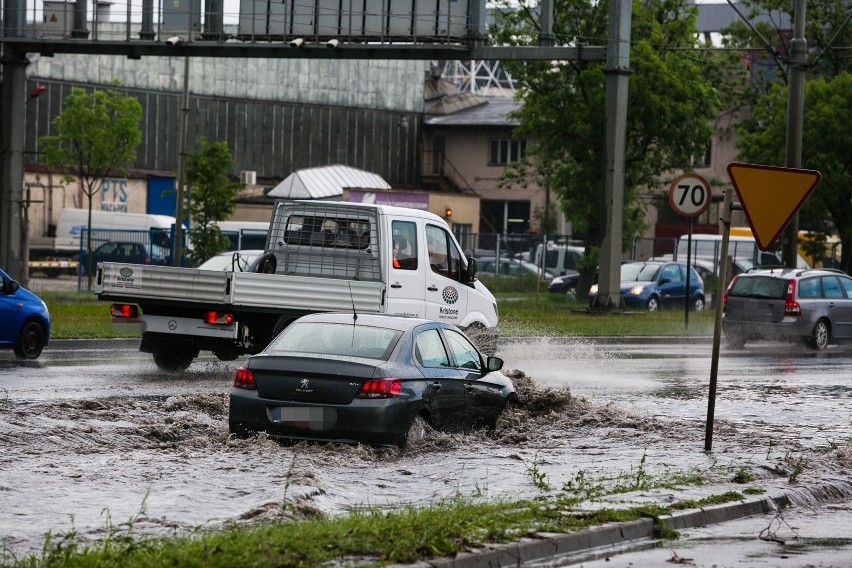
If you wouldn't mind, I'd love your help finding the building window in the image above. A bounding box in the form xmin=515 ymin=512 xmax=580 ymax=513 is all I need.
xmin=489 ymin=139 xmax=526 ymax=165
xmin=691 ymin=141 xmax=712 ymax=168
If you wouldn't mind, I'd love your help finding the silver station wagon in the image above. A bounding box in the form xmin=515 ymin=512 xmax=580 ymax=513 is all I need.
xmin=722 ymin=268 xmax=852 ymax=350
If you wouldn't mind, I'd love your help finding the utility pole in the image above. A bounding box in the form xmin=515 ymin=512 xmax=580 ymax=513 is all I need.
xmin=781 ymin=0 xmax=807 ymax=267
xmin=592 ymin=0 xmax=632 ymax=309
xmin=0 ymin=0 xmax=29 ymax=283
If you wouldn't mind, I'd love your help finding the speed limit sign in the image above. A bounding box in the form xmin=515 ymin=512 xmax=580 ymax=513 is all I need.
xmin=669 ymin=173 xmax=711 ymax=218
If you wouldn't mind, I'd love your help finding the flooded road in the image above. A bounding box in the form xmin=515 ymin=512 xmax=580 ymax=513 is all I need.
xmin=2 ymin=337 xmax=852 ymax=560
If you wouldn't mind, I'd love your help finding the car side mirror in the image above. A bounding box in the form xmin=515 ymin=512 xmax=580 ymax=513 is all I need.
xmin=659 ymin=277 xmax=671 ymax=285
xmin=486 ymin=356 xmax=503 ymax=372
xmin=3 ymin=279 xmax=19 ymax=294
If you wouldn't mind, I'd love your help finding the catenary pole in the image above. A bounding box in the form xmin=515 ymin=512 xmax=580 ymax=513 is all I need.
xmin=593 ymin=0 xmax=632 ymax=310
xmin=781 ymin=0 xmax=807 ymax=267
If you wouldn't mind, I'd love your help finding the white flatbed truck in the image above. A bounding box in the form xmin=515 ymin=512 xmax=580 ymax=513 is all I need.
xmin=95 ymin=200 xmax=498 ymax=370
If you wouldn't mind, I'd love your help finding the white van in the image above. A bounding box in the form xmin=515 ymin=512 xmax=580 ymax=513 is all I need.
xmin=211 ymin=220 xmax=270 ymax=251
xmin=55 ymin=208 xmax=176 ymax=262
xmin=533 ymin=242 xmax=585 ymax=275
xmin=674 ymin=234 xmax=794 ymax=272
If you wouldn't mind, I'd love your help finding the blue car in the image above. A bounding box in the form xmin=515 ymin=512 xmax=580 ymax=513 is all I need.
xmin=589 ymin=261 xmax=705 ymax=311
xmin=0 ymin=268 xmax=51 ymax=359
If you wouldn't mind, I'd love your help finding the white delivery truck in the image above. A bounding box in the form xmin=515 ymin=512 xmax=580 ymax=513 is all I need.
xmin=29 ymin=208 xmax=177 ymax=276
xmin=95 ymin=200 xmax=499 ymax=371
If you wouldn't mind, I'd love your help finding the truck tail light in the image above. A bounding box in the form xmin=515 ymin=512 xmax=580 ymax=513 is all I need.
xmin=234 ymin=367 xmax=256 ymax=390
xmin=785 ymin=279 xmax=801 ymax=316
xmin=110 ymin=303 xmax=139 ymax=318
xmin=205 ymin=311 xmax=234 ymax=325
xmin=356 ymin=378 xmax=402 ymax=398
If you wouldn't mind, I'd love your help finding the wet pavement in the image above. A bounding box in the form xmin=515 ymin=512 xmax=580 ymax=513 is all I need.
xmin=2 ymin=336 xmax=852 ymax=565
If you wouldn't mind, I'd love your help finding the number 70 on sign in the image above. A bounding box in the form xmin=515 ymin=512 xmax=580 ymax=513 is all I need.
xmin=668 ymin=172 xmax=712 ymax=218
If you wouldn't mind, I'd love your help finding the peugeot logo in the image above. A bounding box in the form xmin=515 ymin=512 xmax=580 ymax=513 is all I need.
xmin=168 ymin=320 xmax=177 ymax=330
xmin=300 ymin=379 xmax=309 ymax=389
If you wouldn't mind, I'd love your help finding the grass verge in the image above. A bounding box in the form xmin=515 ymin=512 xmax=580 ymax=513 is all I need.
xmin=3 ymin=491 xmax=749 ymax=568
xmin=39 ymin=292 xmax=134 ymax=339
xmin=40 ymin=290 xmax=716 ymax=340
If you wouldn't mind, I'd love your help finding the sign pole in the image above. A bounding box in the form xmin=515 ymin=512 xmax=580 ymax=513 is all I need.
xmin=684 ymin=217 xmax=693 ymax=328
xmin=668 ymin=172 xmax=711 ymax=331
xmin=705 ymin=186 xmax=733 ymax=452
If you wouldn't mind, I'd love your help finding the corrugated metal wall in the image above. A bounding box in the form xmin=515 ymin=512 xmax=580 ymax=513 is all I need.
xmin=23 ymin=79 xmax=421 ymax=187
xmin=27 ymin=54 xmax=426 ymax=113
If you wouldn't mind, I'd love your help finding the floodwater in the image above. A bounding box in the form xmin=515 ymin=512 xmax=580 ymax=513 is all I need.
xmin=2 ymin=337 xmax=852 ymax=561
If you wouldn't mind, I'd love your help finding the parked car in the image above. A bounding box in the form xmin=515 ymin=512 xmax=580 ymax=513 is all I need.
xmin=0 ymin=268 xmax=51 ymax=359
xmin=197 ymin=250 xmax=264 ymax=272
xmin=229 ymin=312 xmax=516 ymax=448
xmin=588 ymin=260 xmax=705 ymax=311
xmin=722 ymin=268 xmax=852 ymax=350
xmin=548 ymin=271 xmax=581 ymax=294
xmin=79 ymin=241 xmax=166 ymax=275
xmin=476 ymin=257 xmax=557 ymax=281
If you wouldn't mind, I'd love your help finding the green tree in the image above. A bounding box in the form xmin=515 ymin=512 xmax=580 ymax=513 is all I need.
xmin=185 ymin=138 xmax=241 ymax=265
xmin=39 ymin=84 xmax=143 ymax=290
xmin=735 ymin=74 xmax=852 ymax=270
xmin=722 ymin=0 xmax=851 ymax=270
xmin=491 ymin=0 xmax=718 ymax=293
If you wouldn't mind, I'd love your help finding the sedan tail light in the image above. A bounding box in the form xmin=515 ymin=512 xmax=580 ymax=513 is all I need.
xmin=356 ymin=378 xmax=402 ymax=398
xmin=785 ymin=279 xmax=801 ymax=316
xmin=234 ymin=367 xmax=256 ymax=390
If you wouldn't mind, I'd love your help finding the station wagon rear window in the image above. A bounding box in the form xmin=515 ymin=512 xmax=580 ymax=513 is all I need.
xmin=728 ymin=276 xmax=788 ymax=299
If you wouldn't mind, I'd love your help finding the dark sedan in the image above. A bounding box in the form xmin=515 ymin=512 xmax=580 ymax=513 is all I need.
xmin=229 ymin=313 xmax=516 ymax=447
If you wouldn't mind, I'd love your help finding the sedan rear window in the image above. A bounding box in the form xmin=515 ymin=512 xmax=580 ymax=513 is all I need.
xmin=267 ymin=322 xmax=399 ymax=359
xmin=728 ymin=276 xmax=787 ymax=299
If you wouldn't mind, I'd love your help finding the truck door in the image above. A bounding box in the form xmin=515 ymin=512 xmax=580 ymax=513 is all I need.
xmin=424 ymin=224 xmax=469 ymax=325
xmin=385 ymin=220 xmax=426 ymax=318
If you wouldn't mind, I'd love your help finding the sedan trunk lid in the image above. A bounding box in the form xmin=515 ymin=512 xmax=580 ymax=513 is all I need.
xmin=249 ymin=355 xmax=380 ymax=404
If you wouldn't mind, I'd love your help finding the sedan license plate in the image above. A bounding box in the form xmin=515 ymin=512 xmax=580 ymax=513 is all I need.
xmin=273 ymin=406 xmax=337 ymax=431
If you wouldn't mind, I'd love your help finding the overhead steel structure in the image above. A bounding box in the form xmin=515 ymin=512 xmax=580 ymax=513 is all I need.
xmin=1 ymin=0 xmax=627 ymax=302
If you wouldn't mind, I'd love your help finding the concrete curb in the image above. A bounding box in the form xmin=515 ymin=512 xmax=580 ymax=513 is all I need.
xmin=398 ymin=489 xmax=807 ymax=568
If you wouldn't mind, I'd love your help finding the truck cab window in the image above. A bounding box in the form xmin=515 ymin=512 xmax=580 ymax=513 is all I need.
xmin=426 ymin=224 xmax=463 ymax=283
xmin=391 ymin=221 xmax=418 ymax=270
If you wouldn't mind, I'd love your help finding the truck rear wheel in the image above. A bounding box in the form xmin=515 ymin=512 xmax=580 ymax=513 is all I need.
xmin=153 ymin=346 xmax=197 ymax=371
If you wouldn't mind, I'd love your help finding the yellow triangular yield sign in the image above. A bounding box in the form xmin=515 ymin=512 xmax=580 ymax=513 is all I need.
xmin=727 ymin=162 xmax=821 ymax=251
